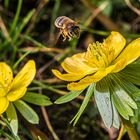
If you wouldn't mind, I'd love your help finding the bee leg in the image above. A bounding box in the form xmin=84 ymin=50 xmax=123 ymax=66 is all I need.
xmin=67 ymin=32 xmax=72 ymax=41
xmin=68 ymin=37 xmax=72 ymax=41
xmin=62 ymin=35 xmax=67 ymax=41
xmin=60 ymin=29 xmax=67 ymax=41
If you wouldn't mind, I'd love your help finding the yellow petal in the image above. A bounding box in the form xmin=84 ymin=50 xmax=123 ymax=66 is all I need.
xmin=114 ymin=38 xmax=140 ymax=65
xmin=7 ymin=87 xmax=27 ymax=101
xmin=0 ymin=85 xmax=6 ymax=97
xmin=52 ymin=69 xmax=84 ymax=81
xmin=11 ymin=60 xmax=36 ymax=90
xmin=62 ymin=53 xmax=98 ymax=75
xmin=111 ymin=59 xmax=127 ymax=73
xmin=67 ymin=63 xmax=121 ymax=91
xmin=0 ymin=62 xmax=13 ymax=89
xmin=0 ymin=97 xmax=9 ymax=115
xmin=105 ymin=31 xmax=126 ymax=60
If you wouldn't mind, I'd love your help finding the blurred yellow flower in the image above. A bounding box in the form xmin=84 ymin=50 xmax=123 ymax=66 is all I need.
xmin=0 ymin=60 xmax=36 ymax=115
xmin=52 ymin=31 xmax=140 ymax=90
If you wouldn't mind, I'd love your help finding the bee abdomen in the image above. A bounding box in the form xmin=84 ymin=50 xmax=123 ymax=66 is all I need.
xmin=55 ymin=16 xmax=69 ymax=28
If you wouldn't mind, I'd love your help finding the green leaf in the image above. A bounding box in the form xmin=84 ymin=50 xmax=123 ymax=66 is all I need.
xmin=111 ymin=74 xmax=139 ymax=112
xmin=22 ymin=92 xmax=53 ymax=106
xmin=111 ymin=75 xmax=137 ymax=110
xmin=55 ymin=90 xmax=83 ymax=104
xmin=116 ymin=89 xmax=137 ymax=110
xmin=119 ymin=63 xmax=140 ymax=86
xmin=94 ymin=82 xmax=113 ymax=128
xmin=112 ymin=92 xmax=129 ymax=120
xmin=112 ymin=101 xmax=120 ymax=129
xmin=112 ymin=86 xmax=137 ymax=120
xmin=136 ymin=102 xmax=140 ymax=108
xmin=130 ymin=109 xmax=139 ymax=124
xmin=131 ymin=91 xmax=140 ymax=100
xmin=6 ymin=103 xmax=18 ymax=136
xmin=2 ymin=132 xmax=16 ymax=140
xmin=109 ymin=74 xmax=138 ymax=120
xmin=10 ymin=0 xmax=22 ymax=35
xmin=95 ymin=77 xmax=120 ymax=128
xmin=71 ymin=84 xmax=94 ymax=125
xmin=131 ymin=91 xmax=140 ymax=108
xmin=14 ymin=100 xmax=39 ymax=124
xmin=13 ymin=9 xmax=35 ymax=44
xmin=113 ymin=73 xmax=139 ymax=94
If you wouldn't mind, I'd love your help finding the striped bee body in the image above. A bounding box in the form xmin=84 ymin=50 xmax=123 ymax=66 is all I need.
xmin=54 ymin=16 xmax=80 ymax=41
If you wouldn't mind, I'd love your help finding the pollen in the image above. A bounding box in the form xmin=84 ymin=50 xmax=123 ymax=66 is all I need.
xmin=84 ymin=41 xmax=116 ymax=69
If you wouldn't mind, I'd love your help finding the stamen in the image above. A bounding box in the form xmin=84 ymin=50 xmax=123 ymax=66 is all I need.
xmin=84 ymin=41 xmax=116 ymax=69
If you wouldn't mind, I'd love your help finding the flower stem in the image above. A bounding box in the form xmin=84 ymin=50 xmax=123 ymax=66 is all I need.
xmin=117 ymin=124 xmax=125 ymax=140
xmin=122 ymin=118 xmax=139 ymax=140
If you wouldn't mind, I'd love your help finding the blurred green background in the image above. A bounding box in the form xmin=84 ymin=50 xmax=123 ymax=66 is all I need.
xmin=0 ymin=0 xmax=140 ymax=139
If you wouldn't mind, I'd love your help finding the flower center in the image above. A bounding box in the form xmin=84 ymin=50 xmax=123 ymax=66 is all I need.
xmin=84 ymin=41 xmax=115 ymax=69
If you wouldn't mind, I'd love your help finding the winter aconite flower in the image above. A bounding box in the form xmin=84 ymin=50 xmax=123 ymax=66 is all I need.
xmin=0 ymin=60 xmax=36 ymax=115
xmin=52 ymin=31 xmax=140 ymax=91
xmin=53 ymin=32 xmax=140 ymax=129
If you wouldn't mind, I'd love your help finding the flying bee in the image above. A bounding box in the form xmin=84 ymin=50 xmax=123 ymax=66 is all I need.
xmin=54 ymin=16 xmax=80 ymax=41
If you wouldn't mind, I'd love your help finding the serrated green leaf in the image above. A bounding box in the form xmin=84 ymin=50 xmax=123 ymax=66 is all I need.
xmin=112 ymin=93 xmax=129 ymax=120
xmin=119 ymin=63 xmax=140 ymax=86
xmin=123 ymin=103 xmax=134 ymax=116
xmin=131 ymin=91 xmax=140 ymax=108
xmin=94 ymin=82 xmax=113 ymax=128
xmin=116 ymin=88 xmax=137 ymax=110
xmin=109 ymin=74 xmax=137 ymax=119
xmin=71 ymin=84 xmax=94 ymax=125
xmin=130 ymin=109 xmax=139 ymax=124
xmin=113 ymin=73 xmax=139 ymax=94
xmin=132 ymin=91 xmax=140 ymax=100
xmin=6 ymin=103 xmax=18 ymax=136
xmin=112 ymin=86 xmax=137 ymax=118
xmin=136 ymin=102 xmax=140 ymax=108
xmin=120 ymin=72 xmax=140 ymax=86
xmin=22 ymin=92 xmax=53 ymax=106
xmin=14 ymin=100 xmax=39 ymax=124
xmin=55 ymin=90 xmax=83 ymax=104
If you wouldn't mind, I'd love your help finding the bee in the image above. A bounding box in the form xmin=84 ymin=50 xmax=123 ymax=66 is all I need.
xmin=54 ymin=16 xmax=80 ymax=41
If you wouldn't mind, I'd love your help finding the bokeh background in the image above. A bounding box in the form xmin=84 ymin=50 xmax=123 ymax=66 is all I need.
xmin=0 ymin=0 xmax=140 ymax=139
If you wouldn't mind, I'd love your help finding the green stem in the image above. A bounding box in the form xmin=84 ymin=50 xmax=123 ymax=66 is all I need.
xmin=12 ymin=50 xmax=31 ymax=70
xmin=10 ymin=0 xmax=23 ymax=35
xmin=122 ymin=118 xmax=139 ymax=140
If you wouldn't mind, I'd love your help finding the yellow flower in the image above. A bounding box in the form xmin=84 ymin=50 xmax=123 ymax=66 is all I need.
xmin=52 ymin=31 xmax=140 ymax=90
xmin=0 ymin=60 xmax=36 ymax=115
